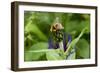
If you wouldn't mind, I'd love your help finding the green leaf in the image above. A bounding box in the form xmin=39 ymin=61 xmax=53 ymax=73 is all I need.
xmin=65 ymin=27 xmax=87 ymax=55
xmin=46 ymin=49 xmax=64 ymax=60
xmin=24 ymin=51 xmax=44 ymax=61
xmin=25 ymin=21 xmax=47 ymax=41
xmin=28 ymin=48 xmax=65 ymax=60
xmin=30 ymin=42 xmax=48 ymax=50
xmin=76 ymin=39 xmax=90 ymax=58
xmin=24 ymin=51 xmax=33 ymax=61
xmin=66 ymin=48 xmax=76 ymax=60
xmin=29 ymin=49 xmax=52 ymax=53
xmin=24 ymin=42 xmax=48 ymax=61
xmin=57 ymin=49 xmax=66 ymax=59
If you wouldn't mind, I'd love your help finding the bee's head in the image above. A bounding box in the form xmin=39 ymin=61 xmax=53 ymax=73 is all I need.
xmin=50 ymin=23 xmax=64 ymax=32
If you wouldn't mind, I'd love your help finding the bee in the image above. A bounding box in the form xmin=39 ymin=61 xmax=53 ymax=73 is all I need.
xmin=50 ymin=22 xmax=64 ymax=42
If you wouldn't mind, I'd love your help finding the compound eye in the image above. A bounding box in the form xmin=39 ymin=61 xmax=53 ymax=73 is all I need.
xmin=53 ymin=26 xmax=56 ymax=30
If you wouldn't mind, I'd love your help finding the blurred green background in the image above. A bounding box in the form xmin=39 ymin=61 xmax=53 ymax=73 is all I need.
xmin=24 ymin=11 xmax=90 ymax=61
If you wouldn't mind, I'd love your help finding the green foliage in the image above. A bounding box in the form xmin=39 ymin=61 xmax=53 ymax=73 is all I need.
xmin=46 ymin=49 xmax=64 ymax=60
xmin=76 ymin=39 xmax=90 ymax=58
xmin=65 ymin=28 xmax=87 ymax=54
xmin=24 ymin=11 xmax=90 ymax=61
xmin=24 ymin=42 xmax=48 ymax=61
